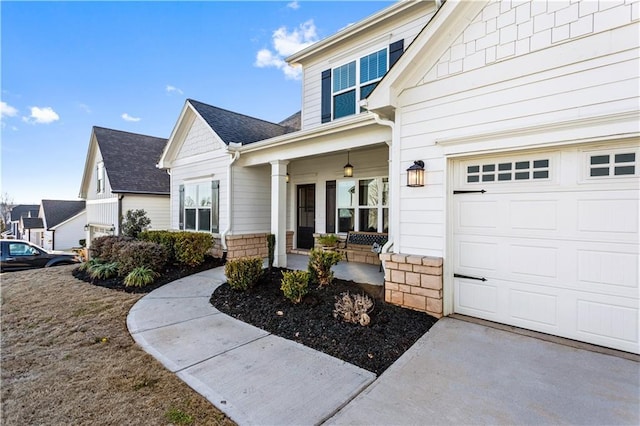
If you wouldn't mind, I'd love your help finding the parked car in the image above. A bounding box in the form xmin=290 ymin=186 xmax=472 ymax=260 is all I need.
xmin=0 ymin=239 xmax=81 ymax=272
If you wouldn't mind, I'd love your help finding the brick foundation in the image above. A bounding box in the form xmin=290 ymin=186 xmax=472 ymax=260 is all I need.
xmin=381 ymin=253 xmax=443 ymax=318
xmin=286 ymin=231 xmax=294 ymax=254
xmin=224 ymin=233 xmax=269 ymax=259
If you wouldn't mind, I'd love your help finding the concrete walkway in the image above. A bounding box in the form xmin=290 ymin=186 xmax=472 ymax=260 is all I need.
xmin=127 ymin=261 xmax=640 ymax=426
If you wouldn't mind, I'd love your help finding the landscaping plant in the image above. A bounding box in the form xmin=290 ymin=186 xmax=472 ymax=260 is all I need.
xmin=88 ymin=261 xmax=120 ymax=280
xmin=333 ymin=292 xmax=374 ymax=326
xmin=124 ymin=266 xmax=159 ymax=287
xmin=280 ymin=270 xmax=309 ymax=304
xmin=308 ymin=248 xmax=342 ymax=287
xmin=115 ymin=240 xmax=168 ymax=276
xmin=224 ymin=256 xmax=263 ymax=291
xmin=121 ymin=209 xmax=151 ymax=238
xmin=174 ymin=232 xmax=214 ymax=267
xmin=89 ymin=235 xmax=133 ymax=262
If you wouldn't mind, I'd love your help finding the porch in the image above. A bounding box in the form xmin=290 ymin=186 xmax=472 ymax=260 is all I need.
xmin=285 ymin=252 xmax=384 ymax=286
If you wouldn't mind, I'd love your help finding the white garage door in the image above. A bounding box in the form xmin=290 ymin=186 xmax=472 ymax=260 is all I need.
xmin=452 ymin=142 xmax=639 ymax=354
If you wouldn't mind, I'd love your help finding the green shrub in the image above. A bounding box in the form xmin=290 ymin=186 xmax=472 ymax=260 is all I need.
xmin=174 ymin=232 xmax=214 ymax=266
xmin=225 ymin=257 xmax=263 ymax=291
xmin=90 ymin=235 xmax=133 ymax=262
xmin=78 ymin=258 xmax=101 ymax=272
xmin=317 ymin=234 xmax=340 ymax=247
xmin=280 ymin=270 xmax=309 ymax=304
xmin=139 ymin=230 xmax=177 ymax=262
xmin=115 ymin=240 xmax=168 ymax=276
xmin=88 ymin=261 xmax=120 ymax=280
xmin=124 ymin=266 xmax=159 ymax=287
xmin=121 ymin=209 xmax=151 ymax=238
xmin=267 ymin=234 xmax=275 ymax=270
xmin=308 ymin=248 xmax=343 ymax=287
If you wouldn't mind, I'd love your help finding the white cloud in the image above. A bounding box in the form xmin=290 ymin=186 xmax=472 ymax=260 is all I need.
xmin=166 ymin=85 xmax=184 ymax=95
xmin=121 ymin=113 xmax=141 ymax=122
xmin=254 ymin=20 xmax=318 ymax=80
xmin=1 ymin=101 xmax=18 ymax=118
xmin=22 ymin=106 xmax=59 ymax=124
xmin=78 ymin=103 xmax=92 ymax=114
xmin=287 ymin=1 xmax=300 ymax=10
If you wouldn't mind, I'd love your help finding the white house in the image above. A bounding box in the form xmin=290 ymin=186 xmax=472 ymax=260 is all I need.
xmin=38 ymin=200 xmax=86 ymax=251
xmin=364 ymin=0 xmax=639 ymax=354
xmin=160 ymin=0 xmax=639 ymax=354
xmin=79 ymin=126 xmax=171 ymax=246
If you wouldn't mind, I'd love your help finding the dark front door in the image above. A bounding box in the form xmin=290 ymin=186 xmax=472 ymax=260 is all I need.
xmin=297 ymin=184 xmax=315 ymax=249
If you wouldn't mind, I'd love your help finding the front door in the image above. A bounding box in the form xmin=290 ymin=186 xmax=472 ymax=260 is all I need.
xmin=297 ymin=184 xmax=315 ymax=249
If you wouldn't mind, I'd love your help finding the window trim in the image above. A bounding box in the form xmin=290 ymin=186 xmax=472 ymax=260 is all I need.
xmin=180 ymin=180 xmax=220 ymax=233
xmin=335 ymin=176 xmax=389 ymax=233
xmin=96 ymin=162 xmax=105 ymax=194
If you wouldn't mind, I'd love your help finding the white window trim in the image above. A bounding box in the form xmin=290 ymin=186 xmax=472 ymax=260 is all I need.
xmin=336 ymin=176 xmax=389 ymax=233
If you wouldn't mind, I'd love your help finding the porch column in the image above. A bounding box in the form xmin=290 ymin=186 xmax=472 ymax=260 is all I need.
xmin=270 ymin=160 xmax=289 ymax=267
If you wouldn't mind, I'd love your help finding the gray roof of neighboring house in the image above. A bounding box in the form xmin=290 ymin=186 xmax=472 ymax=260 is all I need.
xmin=41 ymin=200 xmax=86 ymax=229
xmin=10 ymin=205 xmax=39 ymax=222
xmin=278 ymin=111 xmax=302 ymax=133
xmin=93 ymin=127 xmax=170 ymax=195
xmin=22 ymin=217 xmax=44 ymax=229
xmin=188 ymin=99 xmax=300 ymax=145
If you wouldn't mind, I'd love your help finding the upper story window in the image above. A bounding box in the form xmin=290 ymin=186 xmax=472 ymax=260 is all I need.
xmin=96 ymin=162 xmax=105 ymax=193
xmin=322 ymin=40 xmax=403 ymax=124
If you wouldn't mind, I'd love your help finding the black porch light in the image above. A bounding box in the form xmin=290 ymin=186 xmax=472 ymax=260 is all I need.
xmin=344 ymin=151 xmax=353 ymax=177
xmin=407 ymin=160 xmax=425 ymax=187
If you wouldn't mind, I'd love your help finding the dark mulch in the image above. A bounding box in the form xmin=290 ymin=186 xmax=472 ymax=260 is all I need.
xmin=210 ymin=268 xmax=438 ymax=376
xmin=72 ymin=255 xmax=225 ymax=294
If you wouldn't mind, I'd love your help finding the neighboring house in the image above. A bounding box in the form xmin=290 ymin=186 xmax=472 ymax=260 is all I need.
xmin=39 ymin=200 xmax=86 ymax=251
xmin=8 ymin=204 xmax=39 ymax=239
xmin=79 ymin=126 xmax=170 ymax=247
xmin=160 ymin=0 xmax=638 ymax=354
xmin=20 ymin=217 xmax=44 ymax=245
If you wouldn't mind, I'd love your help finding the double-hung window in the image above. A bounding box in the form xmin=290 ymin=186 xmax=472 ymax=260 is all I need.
xmin=332 ymin=48 xmax=388 ymax=120
xmin=337 ymin=177 xmax=388 ymax=233
xmin=179 ymin=181 xmax=219 ymax=232
xmin=96 ymin=162 xmax=105 ymax=193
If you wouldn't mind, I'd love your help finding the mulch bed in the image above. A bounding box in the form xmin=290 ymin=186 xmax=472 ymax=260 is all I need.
xmin=210 ymin=268 xmax=438 ymax=376
xmin=72 ymin=255 xmax=225 ymax=293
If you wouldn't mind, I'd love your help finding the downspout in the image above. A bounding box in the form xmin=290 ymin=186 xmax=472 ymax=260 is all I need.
xmin=370 ymin=110 xmax=396 ymax=256
xmin=220 ymin=149 xmax=240 ymax=258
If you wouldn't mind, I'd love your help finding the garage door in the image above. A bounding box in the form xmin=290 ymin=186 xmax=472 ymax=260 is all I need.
xmin=452 ymin=142 xmax=639 ymax=354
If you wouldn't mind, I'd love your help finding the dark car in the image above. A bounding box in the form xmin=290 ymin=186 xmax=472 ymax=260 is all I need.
xmin=0 ymin=239 xmax=81 ymax=272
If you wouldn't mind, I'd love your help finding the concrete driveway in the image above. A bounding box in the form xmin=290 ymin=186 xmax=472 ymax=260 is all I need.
xmin=328 ymin=317 xmax=640 ymax=425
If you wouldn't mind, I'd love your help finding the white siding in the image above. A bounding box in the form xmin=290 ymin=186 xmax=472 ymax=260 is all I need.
xmin=122 ymin=195 xmax=170 ymax=231
xmin=85 ymin=145 xmax=119 ymax=227
xmin=394 ymin=2 xmax=639 ymax=258
xmin=300 ymin=4 xmax=435 ymax=130
xmin=52 ymin=212 xmax=87 ymax=250
xmin=176 ymin=116 xmax=217 ymax=158
xmin=231 ymin=165 xmax=271 ymax=234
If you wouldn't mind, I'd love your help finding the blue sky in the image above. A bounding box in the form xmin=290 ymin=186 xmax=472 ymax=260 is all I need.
xmin=1 ymin=0 xmax=394 ymax=204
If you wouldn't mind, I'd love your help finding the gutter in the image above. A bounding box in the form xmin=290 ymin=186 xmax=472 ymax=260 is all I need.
xmin=220 ymin=149 xmax=240 ymax=254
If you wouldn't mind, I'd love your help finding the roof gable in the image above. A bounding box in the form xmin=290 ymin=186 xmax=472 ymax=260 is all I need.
xmin=41 ymin=200 xmax=86 ymax=229
xmin=92 ymin=127 xmax=170 ymax=194
xmin=22 ymin=217 xmax=44 ymax=229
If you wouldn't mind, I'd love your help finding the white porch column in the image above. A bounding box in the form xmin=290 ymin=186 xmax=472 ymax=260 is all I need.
xmin=270 ymin=160 xmax=289 ymax=267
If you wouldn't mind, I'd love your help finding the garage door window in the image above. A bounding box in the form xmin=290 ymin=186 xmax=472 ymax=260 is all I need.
xmin=467 ymin=159 xmax=549 ymax=183
xmin=590 ymin=152 xmax=636 ymax=177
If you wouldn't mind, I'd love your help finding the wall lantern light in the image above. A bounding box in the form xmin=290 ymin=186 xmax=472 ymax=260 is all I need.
xmin=344 ymin=151 xmax=354 ymax=177
xmin=407 ymin=160 xmax=425 ymax=187
xmin=286 ymin=173 xmax=290 ymax=183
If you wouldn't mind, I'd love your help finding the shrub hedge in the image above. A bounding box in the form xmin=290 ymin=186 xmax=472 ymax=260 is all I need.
xmin=116 ymin=240 xmax=168 ymax=276
xmin=90 ymin=236 xmax=133 ymax=262
xmin=139 ymin=230 xmax=214 ymax=266
xmin=225 ymin=256 xmax=263 ymax=291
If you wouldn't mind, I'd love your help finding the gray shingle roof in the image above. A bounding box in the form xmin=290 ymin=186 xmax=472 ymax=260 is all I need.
xmin=41 ymin=200 xmax=85 ymax=229
xmin=22 ymin=217 xmax=44 ymax=229
xmin=93 ymin=127 xmax=170 ymax=194
xmin=10 ymin=205 xmax=39 ymax=222
xmin=188 ymin=99 xmax=300 ymax=145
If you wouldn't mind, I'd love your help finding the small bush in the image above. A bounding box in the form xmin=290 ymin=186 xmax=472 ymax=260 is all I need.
xmin=174 ymin=232 xmax=214 ymax=267
xmin=280 ymin=270 xmax=309 ymax=304
xmin=308 ymin=248 xmax=343 ymax=287
xmin=90 ymin=235 xmax=133 ymax=262
xmin=225 ymin=257 xmax=263 ymax=291
xmin=317 ymin=234 xmax=340 ymax=247
xmin=78 ymin=258 xmax=101 ymax=272
xmin=124 ymin=266 xmax=159 ymax=287
xmin=333 ymin=292 xmax=374 ymax=326
xmin=88 ymin=261 xmax=120 ymax=280
xmin=121 ymin=209 xmax=151 ymax=238
xmin=115 ymin=240 xmax=168 ymax=276
xmin=139 ymin=230 xmax=177 ymax=262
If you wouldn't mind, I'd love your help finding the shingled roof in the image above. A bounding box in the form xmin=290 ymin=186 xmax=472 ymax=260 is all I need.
xmin=22 ymin=217 xmax=44 ymax=229
xmin=188 ymin=99 xmax=300 ymax=145
xmin=10 ymin=205 xmax=39 ymax=222
xmin=41 ymin=200 xmax=85 ymax=229
xmin=93 ymin=127 xmax=170 ymax=194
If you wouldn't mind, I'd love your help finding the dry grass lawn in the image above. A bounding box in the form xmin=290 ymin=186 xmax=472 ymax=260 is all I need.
xmin=1 ymin=265 xmax=234 ymax=425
